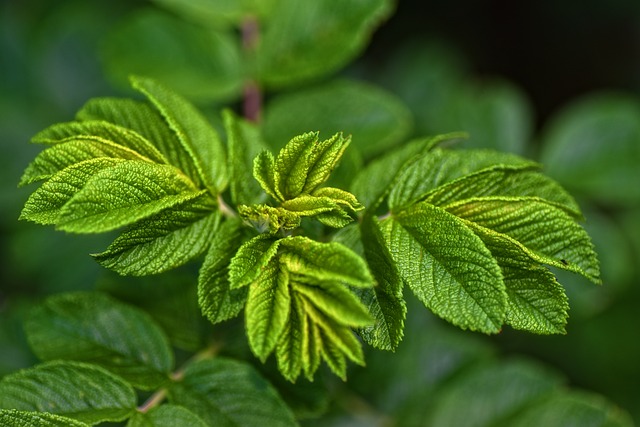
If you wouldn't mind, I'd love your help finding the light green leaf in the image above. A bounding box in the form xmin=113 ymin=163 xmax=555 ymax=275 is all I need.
xmin=281 ymin=195 xmax=339 ymax=217
xmin=151 ymin=0 xmax=277 ymax=28
xmin=257 ymin=0 xmax=393 ymax=87
xmin=470 ymin=224 xmax=569 ymax=334
xmin=350 ymin=133 xmax=467 ymax=209
xmin=20 ymin=136 xmax=152 ymax=186
xmin=381 ymin=202 xmax=506 ymax=333
xmin=312 ymin=187 xmax=363 ymax=212
xmin=274 ymin=131 xmax=318 ymax=200
xmin=103 ymin=9 xmax=243 ymax=102
xmin=445 ymin=197 xmax=600 ymax=283
xmin=76 ymin=98 xmax=191 ymax=174
xmin=301 ymin=132 xmax=351 ymax=193
xmin=246 ymin=259 xmax=291 ymax=361
xmin=168 ymin=358 xmax=297 ymax=427
xmin=263 ymin=79 xmax=411 ymax=158
xmin=275 ymin=295 xmax=305 ymax=382
xmin=19 ymin=158 xmax=125 ymax=225
xmin=237 ymin=204 xmax=301 ymax=234
xmin=93 ymin=195 xmax=219 ymax=276
xmin=127 ymin=405 xmax=208 ymax=427
xmin=25 ymin=292 xmax=174 ymax=389
xmin=228 ymin=235 xmax=281 ymax=289
xmin=0 ymin=410 xmax=89 ymax=427
xmin=131 ymin=75 xmax=228 ymax=192
xmin=426 ymin=359 xmax=563 ymax=427
xmin=253 ymin=150 xmax=280 ymax=201
xmin=0 ymin=361 xmax=136 ymax=424
xmin=222 ymin=109 xmax=266 ymax=205
xmin=359 ymin=216 xmax=406 ymax=350
xmin=540 ymin=93 xmax=640 ymax=205
xmin=198 ymin=220 xmax=249 ymax=324
xmin=56 ymin=161 xmax=201 ymax=233
xmin=389 ymin=147 xmax=536 ymax=211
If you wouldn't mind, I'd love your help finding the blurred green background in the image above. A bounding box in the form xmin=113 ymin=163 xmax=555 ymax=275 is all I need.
xmin=2 ymin=0 xmax=639 ymax=424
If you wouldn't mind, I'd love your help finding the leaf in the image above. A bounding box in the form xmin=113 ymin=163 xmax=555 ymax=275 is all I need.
xmin=253 ymin=150 xmax=280 ymax=201
xmin=350 ymin=133 xmax=467 ymax=209
xmin=56 ymin=161 xmax=202 ymax=233
xmin=388 ymin=147 xmax=537 ymax=211
xmin=25 ymin=292 xmax=174 ymax=389
xmin=150 ymin=0 xmax=277 ymax=28
xmin=102 ymin=9 xmax=243 ymax=102
xmin=19 ymin=158 xmax=125 ymax=225
xmin=0 ymin=361 xmax=136 ymax=424
xmin=263 ymin=79 xmax=412 ymax=158
xmin=358 ymin=216 xmax=406 ymax=350
xmin=0 ymin=410 xmax=89 ymax=427
xmin=245 ymin=259 xmax=291 ymax=361
xmin=228 ymin=235 xmax=281 ymax=289
xmin=222 ymin=109 xmax=266 ymax=205
xmin=127 ymin=405 xmax=208 ymax=427
xmin=198 ymin=220 xmax=249 ymax=324
xmin=301 ymin=132 xmax=351 ymax=194
xmin=257 ymin=0 xmax=393 ymax=87
xmin=168 ymin=358 xmax=297 ymax=427
xmin=445 ymin=197 xmax=600 ymax=283
xmin=93 ymin=194 xmax=219 ymax=276
xmin=381 ymin=202 xmax=506 ymax=333
xmin=274 ymin=131 xmax=318 ymax=199
xmin=275 ymin=295 xmax=305 ymax=382
xmin=539 ymin=92 xmax=640 ymax=205
xmin=131 ymin=75 xmax=228 ymax=192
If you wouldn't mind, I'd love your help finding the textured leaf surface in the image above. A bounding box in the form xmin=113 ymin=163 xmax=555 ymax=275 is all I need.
xmin=264 ymin=79 xmax=411 ymax=158
xmin=198 ymin=220 xmax=249 ymax=324
xmin=0 ymin=361 xmax=136 ymax=424
xmin=131 ymin=75 xmax=228 ymax=192
xmin=127 ymin=405 xmax=208 ymax=427
xmin=229 ymin=235 xmax=281 ymax=289
xmin=0 ymin=410 xmax=89 ymax=427
xmin=274 ymin=132 xmax=318 ymax=199
xmin=25 ymin=292 xmax=173 ymax=389
xmin=382 ymin=202 xmax=506 ymax=333
xmin=56 ymin=161 xmax=200 ymax=233
xmin=168 ymin=358 xmax=297 ymax=427
xmin=94 ymin=195 xmax=218 ymax=276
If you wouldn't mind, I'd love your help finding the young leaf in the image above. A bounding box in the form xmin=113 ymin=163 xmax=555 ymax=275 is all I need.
xmin=274 ymin=131 xmax=318 ymax=200
xmin=253 ymin=150 xmax=280 ymax=201
xmin=131 ymin=75 xmax=228 ymax=192
xmin=381 ymin=202 xmax=506 ymax=333
xmin=127 ymin=405 xmax=208 ymax=427
xmin=93 ymin=194 xmax=219 ymax=276
xmin=0 ymin=361 xmax=136 ymax=424
xmin=25 ymin=292 xmax=174 ymax=389
xmin=229 ymin=235 xmax=281 ymax=289
xmin=0 ymin=409 xmax=89 ymax=427
xmin=168 ymin=358 xmax=297 ymax=427
xmin=275 ymin=294 xmax=305 ymax=382
xmin=56 ymin=161 xmax=201 ymax=233
xmin=198 ymin=220 xmax=249 ymax=325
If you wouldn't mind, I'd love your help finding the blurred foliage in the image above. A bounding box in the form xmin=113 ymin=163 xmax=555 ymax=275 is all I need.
xmin=1 ymin=0 xmax=639 ymax=425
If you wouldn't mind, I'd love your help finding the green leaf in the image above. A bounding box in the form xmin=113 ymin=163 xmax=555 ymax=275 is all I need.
xmin=127 ymin=405 xmax=208 ymax=427
xmin=150 ymin=0 xmax=277 ymax=28
xmin=263 ymin=79 xmax=412 ymax=158
xmin=540 ymin=93 xmax=640 ymax=205
xmin=19 ymin=158 xmax=125 ymax=225
xmin=300 ymin=133 xmax=351 ymax=194
xmin=381 ymin=202 xmax=506 ymax=333
xmin=253 ymin=150 xmax=280 ymax=201
xmin=131 ymin=75 xmax=228 ymax=192
xmin=229 ymin=235 xmax=281 ymax=289
xmin=445 ymin=197 xmax=600 ymax=283
xmin=76 ymin=98 xmax=192 ymax=174
xmin=280 ymin=195 xmax=339 ymax=217
xmin=275 ymin=294 xmax=305 ymax=382
xmin=168 ymin=358 xmax=297 ymax=427
xmin=103 ymin=9 xmax=243 ymax=102
xmin=246 ymin=259 xmax=291 ymax=361
xmin=56 ymin=161 xmax=202 ymax=233
xmin=222 ymin=109 xmax=266 ymax=205
xmin=350 ymin=133 xmax=467 ymax=209
xmin=0 ymin=361 xmax=136 ymax=424
xmin=274 ymin=131 xmax=318 ymax=200
xmin=25 ymin=292 xmax=173 ymax=389
xmin=257 ymin=0 xmax=393 ymax=87
xmin=469 ymin=224 xmax=569 ymax=334
xmin=0 ymin=410 xmax=90 ymax=427
xmin=388 ymin=147 xmax=536 ymax=211
xmin=426 ymin=359 xmax=563 ymax=427
xmin=358 ymin=216 xmax=406 ymax=350
xmin=93 ymin=194 xmax=219 ymax=276
xmin=198 ymin=220 xmax=249 ymax=324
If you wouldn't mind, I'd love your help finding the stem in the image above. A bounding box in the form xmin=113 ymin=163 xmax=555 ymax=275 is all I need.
xmin=241 ymin=16 xmax=262 ymax=122
xmin=218 ymin=193 xmax=238 ymax=219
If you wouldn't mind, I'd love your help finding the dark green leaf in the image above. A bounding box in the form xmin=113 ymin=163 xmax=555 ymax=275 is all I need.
xmin=25 ymin=292 xmax=173 ymax=389
xmin=382 ymin=202 xmax=506 ymax=333
xmin=127 ymin=405 xmax=208 ymax=427
xmin=0 ymin=410 xmax=89 ymax=427
xmin=168 ymin=358 xmax=297 ymax=427
xmin=93 ymin=194 xmax=219 ymax=276
xmin=0 ymin=361 xmax=136 ymax=424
